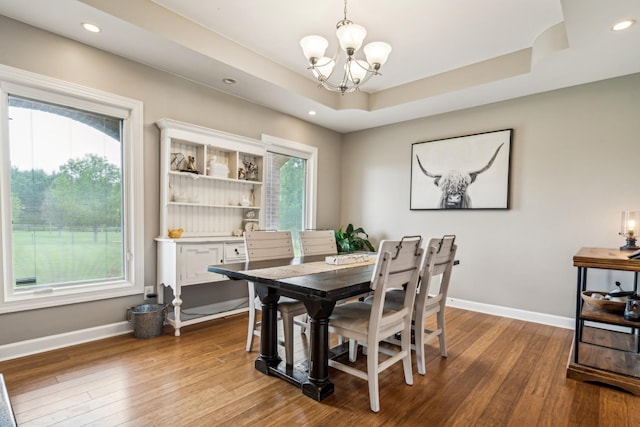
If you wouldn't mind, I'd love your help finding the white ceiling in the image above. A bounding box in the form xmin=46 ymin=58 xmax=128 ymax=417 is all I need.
xmin=1 ymin=0 xmax=639 ymax=133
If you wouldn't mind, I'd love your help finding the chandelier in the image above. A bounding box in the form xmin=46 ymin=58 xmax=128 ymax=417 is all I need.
xmin=299 ymin=0 xmax=392 ymax=94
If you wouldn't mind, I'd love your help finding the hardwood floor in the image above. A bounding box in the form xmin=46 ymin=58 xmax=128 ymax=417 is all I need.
xmin=1 ymin=307 xmax=639 ymax=426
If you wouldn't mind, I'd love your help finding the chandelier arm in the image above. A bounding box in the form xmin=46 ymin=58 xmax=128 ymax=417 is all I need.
xmin=314 ymin=54 xmax=337 ymax=68
xmin=341 ymin=57 xmax=353 ymax=87
xmin=314 ymin=66 xmax=377 ymax=94
xmin=353 ymin=59 xmax=378 ymax=73
xmin=354 ymin=70 xmax=376 ymax=86
xmin=308 ymin=50 xmax=340 ymax=82
xmin=310 ymin=64 xmax=339 ymax=82
xmin=316 ymin=71 xmax=359 ymax=94
xmin=312 ymin=62 xmax=379 ymax=94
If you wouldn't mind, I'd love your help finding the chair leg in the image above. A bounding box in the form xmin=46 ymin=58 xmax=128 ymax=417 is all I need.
xmin=401 ymin=325 xmax=414 ymax=385
xmin=415 ymin=312 xmax=426 ymax=375
xmin=437 ymin=308 xmax=447 ymax=358
xmin=246 ymin=305 xmax=257 ymax=352
xmin=299 ymin=314 xmax=308 ymax=333
xmin=246 ymin=283 xmax=257 ymax=352
xmin=281 ymin=312 xmax=294 ymax=366
xmin=348 ymin=339 xmax=358 ymax=362
xmin=366 ymin=340 xmax=380 ymax=413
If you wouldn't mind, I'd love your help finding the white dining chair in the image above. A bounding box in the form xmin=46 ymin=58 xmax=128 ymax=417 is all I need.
xmin=327 ymin=236 xmax=423 ymax=412
xmin=244 ymin=230 xmax=308 ymax=366
xmin=298 ymin=229 xmax=338 ymax=333
xmin=382 ymin=235 xmax=457 ymax=375
xmin=299 ymin=229 xmax=338 ymax=256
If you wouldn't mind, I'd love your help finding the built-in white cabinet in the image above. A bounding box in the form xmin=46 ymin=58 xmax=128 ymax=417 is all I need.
xmin=155 ymin=119 xmax=265 ymax=335
xmin=178 ymin=242 xmax=225 ymax=285
xmin=156 ymin=238 xmax=248 ymax=335
xmin=156 ymin=118 xmax=265 ymax=238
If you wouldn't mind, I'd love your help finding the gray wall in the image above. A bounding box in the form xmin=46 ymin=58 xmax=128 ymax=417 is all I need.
xmin=0 ymin=16 xmax=342 ymax=345
xmin=341 ymin=73 xmax=640 ymax=318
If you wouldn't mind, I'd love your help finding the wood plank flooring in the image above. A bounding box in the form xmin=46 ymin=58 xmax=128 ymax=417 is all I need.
xmin=1 ymin=307 xmax=639 ymax=426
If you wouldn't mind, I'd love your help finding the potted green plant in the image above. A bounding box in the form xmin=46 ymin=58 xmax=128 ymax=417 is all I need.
xmin=335 ymin=224 xmax=375 ymax=253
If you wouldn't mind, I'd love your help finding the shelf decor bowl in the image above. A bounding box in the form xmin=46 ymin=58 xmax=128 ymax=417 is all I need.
xmin=168 ymin=228 xmax=184 ymax=238
xmin=581 ymin=291 xmax=626 ymax=314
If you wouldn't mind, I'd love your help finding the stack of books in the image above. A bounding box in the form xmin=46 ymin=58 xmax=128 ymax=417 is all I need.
xmin=325 ymin=253 xmax=373 ymax=265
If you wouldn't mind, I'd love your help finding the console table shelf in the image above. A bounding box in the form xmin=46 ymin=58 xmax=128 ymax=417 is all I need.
xmin=567 ymin=247 xmax=640 ymax=395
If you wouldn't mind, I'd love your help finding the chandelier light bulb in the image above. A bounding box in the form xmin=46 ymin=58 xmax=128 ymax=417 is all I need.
xmin=364 ymin=42 xmax=392 ymax=69
xmin=300 ymin=35 xmax=329 ymax=62
xmin=312 ymin=57 xmax=336 ymax=80
xmin=347 ymin=60 xmax=369 ymax=83
xmin=336 ymin=23 xmax=367 ymax=54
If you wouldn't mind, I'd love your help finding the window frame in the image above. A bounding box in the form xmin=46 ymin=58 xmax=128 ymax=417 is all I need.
xmin=261 ymin=134 xmax=318 ymax=230
xmin=0 ymin=64 xmax=144 ymax=313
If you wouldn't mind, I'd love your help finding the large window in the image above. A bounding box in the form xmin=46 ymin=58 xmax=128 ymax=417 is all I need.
xmin=10 ymin=96 xmax=124 ymax=287
xmin=0 ymin=65 xmax=144 ymax=313
xmin=264 ymin=152 xmax=306 ymax=231
xmin=262 ymin=135 xmax=317 ymax=255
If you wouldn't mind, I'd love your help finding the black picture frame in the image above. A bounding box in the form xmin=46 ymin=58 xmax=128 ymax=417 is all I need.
xmin=410 ymin=129 xmax=512 ymax=210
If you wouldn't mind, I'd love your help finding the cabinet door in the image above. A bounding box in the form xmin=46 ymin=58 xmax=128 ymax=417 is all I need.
xmin=178 ymin=243 xmax=225 ymax=285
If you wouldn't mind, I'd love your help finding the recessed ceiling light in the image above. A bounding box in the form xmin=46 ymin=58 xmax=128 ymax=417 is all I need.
xmin=222 ymin=78 xmax=237 ymax=85
xmin=308 ymin=110 xmax=317 ymax=116
xmin=82 ymin=22 xmax=101 ymax=33
xmin=612 ymin=19 xmax=635 ymax=31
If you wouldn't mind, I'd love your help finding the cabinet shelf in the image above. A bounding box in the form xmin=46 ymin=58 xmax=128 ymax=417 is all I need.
xmin=166 ymin=300 xmax=249 ymax=323
xmin=168 ymin=202 xmax=260 ymax=209
xmin=168 ymin=170 xmax=262 ymax=185
xmin=581 ymin=303 xmax=640 ymax=328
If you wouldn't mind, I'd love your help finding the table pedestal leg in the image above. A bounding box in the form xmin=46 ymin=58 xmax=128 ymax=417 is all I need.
xmin=255 ymin=286 xmax=281 ymax=373
xmin=302 ymin=307 xmax=334 ymax=400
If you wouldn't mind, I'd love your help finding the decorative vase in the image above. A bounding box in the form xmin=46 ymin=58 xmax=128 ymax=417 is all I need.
xmin=247 ymin=170 xmax=258 ymax=181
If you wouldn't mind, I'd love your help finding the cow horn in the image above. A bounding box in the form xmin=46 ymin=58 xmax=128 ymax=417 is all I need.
xmin=469 ymin=143 xmax=504 ymax=183
xmin=416 ymin=155 xmax=442 ymax=186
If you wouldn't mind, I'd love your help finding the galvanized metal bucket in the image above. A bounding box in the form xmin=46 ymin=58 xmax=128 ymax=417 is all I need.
xmin=127 ymin=304 xmax=168 ymax=339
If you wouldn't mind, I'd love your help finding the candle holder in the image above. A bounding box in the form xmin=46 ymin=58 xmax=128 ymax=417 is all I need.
xmin=619 ymin=211 xmax=640 ymax=250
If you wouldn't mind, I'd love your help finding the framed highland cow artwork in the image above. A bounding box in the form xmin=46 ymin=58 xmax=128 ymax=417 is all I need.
xmin=410 ymin=129 xmax=512 ymax=210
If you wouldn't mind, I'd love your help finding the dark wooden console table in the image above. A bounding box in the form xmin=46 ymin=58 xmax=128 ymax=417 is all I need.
xmin=567 ymin=247 xmax=640 ymax=394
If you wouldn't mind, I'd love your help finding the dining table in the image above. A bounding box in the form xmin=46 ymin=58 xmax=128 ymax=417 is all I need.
xmin=207 ymin=254 xmax=377 ymax=401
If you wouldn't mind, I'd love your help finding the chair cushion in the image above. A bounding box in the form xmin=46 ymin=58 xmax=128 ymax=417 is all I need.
xmin=381 ymin=289 xmax=404 ymax=310
xmin=329 ymin=301 xmax=406 ymax=333
xmin=364 ymin=289 xmax=404 ymax=310
xmin=275 ymin=296 xmax=306 ymax=314
xmin=371 ymin=289 xmax=442 ymax=314
xmin=253 ymin=296 xmax=306 ymax=314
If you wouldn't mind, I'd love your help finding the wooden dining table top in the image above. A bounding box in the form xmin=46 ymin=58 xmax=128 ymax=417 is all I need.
xmin=208 ymin=254 xmax=377 ymax=302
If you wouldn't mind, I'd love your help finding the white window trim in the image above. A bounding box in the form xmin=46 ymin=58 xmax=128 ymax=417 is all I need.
xmin=261 ymin=134 xmax=318 ymax=229
xmin=0 ymin=64 xmax=144 ymax=314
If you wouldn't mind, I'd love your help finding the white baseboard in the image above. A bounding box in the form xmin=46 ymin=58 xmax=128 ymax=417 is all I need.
xmin=0 ymin=299 xmax=575 ymax=362
xmin=0 ymin=321 xmax=133 ymax=362
xmin=447 ymin=297 xmax=575 ymax=330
